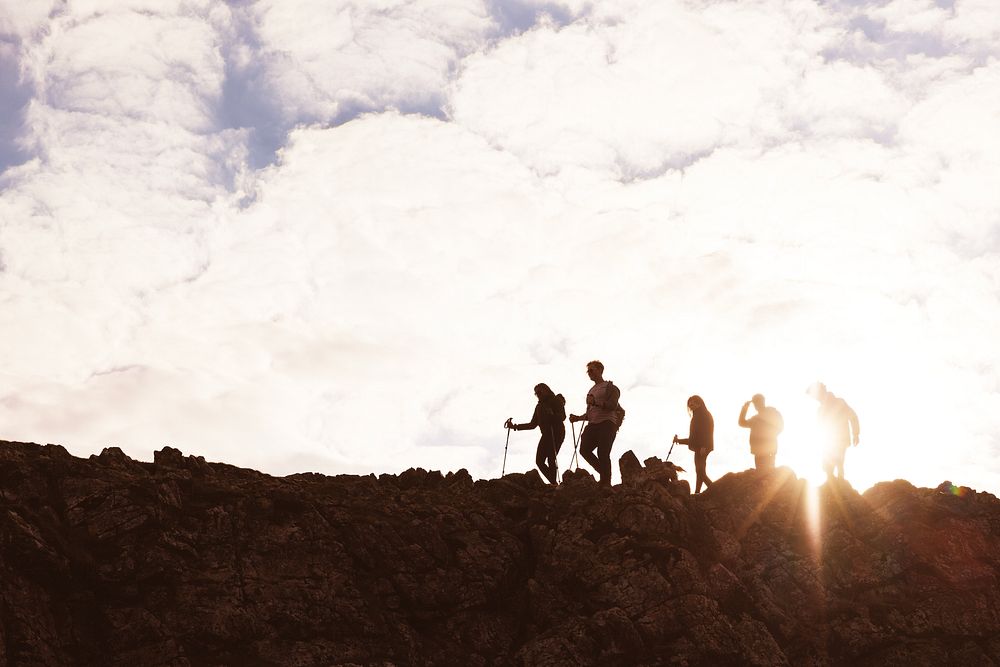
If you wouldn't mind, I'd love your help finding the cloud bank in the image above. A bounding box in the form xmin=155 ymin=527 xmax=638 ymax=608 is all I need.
xmin=1 ymin=0 xmax=999 ymax=492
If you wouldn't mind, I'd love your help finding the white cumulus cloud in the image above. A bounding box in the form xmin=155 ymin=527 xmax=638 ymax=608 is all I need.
xmin=1 ymin=0 xmax=1000 ymax=496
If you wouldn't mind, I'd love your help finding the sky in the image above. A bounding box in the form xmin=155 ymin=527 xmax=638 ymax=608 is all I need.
xmin=1 ymin=0 xmax=999 ymax=493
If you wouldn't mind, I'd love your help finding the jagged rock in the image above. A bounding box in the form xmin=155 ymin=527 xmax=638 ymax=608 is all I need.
xmin=445 ymin=468 xmax=474 ymax=489
xmin=2 ymin=439 xmax=1000 ymax=665
xmin=94 ymin=446 xmax=133 ymax=467
xmin=153 ymin=446 xmax=184 ymax=466
xmin=561 ymin=467 xmax=595 ymax=485
xmin=643 ymin=456 xmax=682 ymax=482
xmin=618 ymin=449 xmax=644 ymax=484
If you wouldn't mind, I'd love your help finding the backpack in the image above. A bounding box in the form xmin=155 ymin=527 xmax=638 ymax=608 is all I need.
xmin=541 ymin=394 xmax=567 ymax=424
xmin=607 ymin=382 xmax=626 ymax=428
xmin=552 ymin=394 xmax=567 ymax=422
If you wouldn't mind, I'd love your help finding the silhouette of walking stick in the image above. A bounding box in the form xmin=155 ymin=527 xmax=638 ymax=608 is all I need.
xmin=570 ymin=419 xmax=583 ymax=471
xmin=665 ymin=436 xmax=677 ymax=462
xmin=550 ymin=429 xmax=559 ymax=485
xmin=502 ymin=418 xmax=513 ymax=476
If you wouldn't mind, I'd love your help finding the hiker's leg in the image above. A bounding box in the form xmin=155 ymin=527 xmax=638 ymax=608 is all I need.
xmin=822 ymin=449 xmax=835 ymax=480
xmin=696 ymin=450 xmax=712 ymax=491
xmin=536 ymin=437 xmax=556 ymax=484
xmin=550 ymin=427 xmax=565 ymax=484
xmin=543 ymin=448 xmax=557 ymax=485
xmin=579 ymin=425 xmax=601 ymax=475
xmin=694 ymin=450 xmax=705 ymax=492
xmin=553 ymin=426 xmax=565 ymax=457
xmin=596 ymin=424 xmax=615 ymax=486
xmin=694 ymin=449 xmax=708 ymax=493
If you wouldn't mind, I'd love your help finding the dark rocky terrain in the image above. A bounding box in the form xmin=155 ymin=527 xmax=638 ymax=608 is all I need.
xmin=1 ymin=440 xmax=999 ymax=666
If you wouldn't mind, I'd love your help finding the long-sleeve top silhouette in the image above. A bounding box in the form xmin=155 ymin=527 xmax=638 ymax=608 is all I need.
xmin=676 ymin=406 xmax=714 ymax=452
xmin=512 ymin=399 xmax=565 ymax=436
xmin=738 ymin=404 xmax=783 ymax=455
xmin=818 ymin=394 xmax=859 ymax=449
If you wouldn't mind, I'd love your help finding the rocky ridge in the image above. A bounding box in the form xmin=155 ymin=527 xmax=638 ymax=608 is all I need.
xmin=1 ymin=440 xmax=999 ymax=665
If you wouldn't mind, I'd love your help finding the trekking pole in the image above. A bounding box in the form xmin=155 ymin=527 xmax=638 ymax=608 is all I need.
xmin=665 ymin=438 xmax=676 ymax=463
xmin=570 ymin=419 xmax=583 ymax=470
xmin=502 ymin=418 xmax=513 ymax=476
xmin=551 ymin=430 xmax=559 ymax=485
xmin=569 ymin=420 xmax=576 ymax=471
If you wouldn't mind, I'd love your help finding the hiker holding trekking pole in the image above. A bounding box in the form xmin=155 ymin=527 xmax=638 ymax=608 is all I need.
xmin=569 ymin=360 xmax=624 ymax=487
xmin=506 ymin=383 xmax=567 ymax=485
xmin=673 ymin=395 xmax=714 ymax=493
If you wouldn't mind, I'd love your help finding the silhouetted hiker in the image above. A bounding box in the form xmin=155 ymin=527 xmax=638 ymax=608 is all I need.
xmin=673 ymin=395 xmax=714 ymax=493
xmin=808 ymin=382 xmax=860 ymax=481
xmin=738 ymin=394 xmax=784 ymax=471
xmin=569 ymin=360 xmax=624 ymax=487
xmin=505 ymin=383 xmax=566 ymax=485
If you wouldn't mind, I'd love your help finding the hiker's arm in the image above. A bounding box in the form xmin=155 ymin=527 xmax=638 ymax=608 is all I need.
xmin=514 ymin=405 xmax=542 ymax=430
xmin=738 ymin=402 xmax=751 ymax=427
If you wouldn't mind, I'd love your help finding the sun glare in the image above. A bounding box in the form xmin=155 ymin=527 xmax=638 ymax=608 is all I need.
xmin=774 ymin=393 xmax=828 ymax=486
xmin=699 ymin=337 xmax=955 ymax=492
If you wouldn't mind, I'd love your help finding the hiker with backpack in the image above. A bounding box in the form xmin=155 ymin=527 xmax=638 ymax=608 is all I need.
xmin=568 ymin=360 xmax=624 ymax=487
xmin=738 ymin=394 xmax=784 ymax=471
xmin=808 ymin=382 xmax=860 ymax=482
xmin=505 ymin=383 xmax=567 ymax=485
xmin=673 ymin=395 xmax=714 ymax=493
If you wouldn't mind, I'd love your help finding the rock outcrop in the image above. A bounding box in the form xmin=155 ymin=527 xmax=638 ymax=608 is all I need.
xmin=1 ymin=440 xmax=999 ymax=666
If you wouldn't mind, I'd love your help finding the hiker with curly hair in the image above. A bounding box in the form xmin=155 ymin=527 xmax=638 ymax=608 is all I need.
xmin=569 ymin=360 xmax=624 ymax=487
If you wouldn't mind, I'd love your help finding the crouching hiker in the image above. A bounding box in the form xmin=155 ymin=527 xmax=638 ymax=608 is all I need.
xmin=505 ymin=383 xmax=566 ymax=485
xmin=673 ymin=395 xmax=714 ymax=493
xmin=569 ymin=360 xmax=625 ymax=487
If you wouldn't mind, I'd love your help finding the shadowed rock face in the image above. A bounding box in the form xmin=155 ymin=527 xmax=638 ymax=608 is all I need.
xmin=1 ymin=441 xmax=999 ymax=666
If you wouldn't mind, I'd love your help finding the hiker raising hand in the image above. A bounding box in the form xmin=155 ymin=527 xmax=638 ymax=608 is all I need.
xmin=738 ymin=394 xmax=784 ymax=471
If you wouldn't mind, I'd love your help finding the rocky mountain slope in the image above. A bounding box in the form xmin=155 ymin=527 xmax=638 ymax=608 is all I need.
xmin=1 ymin=440 xmax=999 ymax=666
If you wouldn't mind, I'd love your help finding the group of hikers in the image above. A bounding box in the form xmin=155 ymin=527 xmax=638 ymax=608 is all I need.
xmin=505 ymin=360 xmax=861 ymax=490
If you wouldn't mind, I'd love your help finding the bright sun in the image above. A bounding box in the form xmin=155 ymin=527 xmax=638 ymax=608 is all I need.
xmin=772 ymin=394 xmax=828 ymax=486
xmin=731 ymin=375 xmax=940 ymax=493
